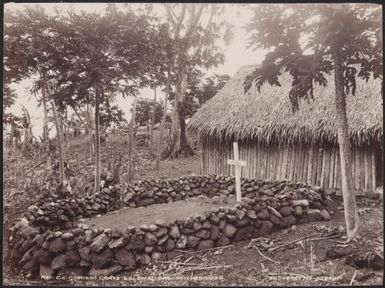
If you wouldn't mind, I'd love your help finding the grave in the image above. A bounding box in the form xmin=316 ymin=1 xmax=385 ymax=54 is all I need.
xmin=85 ymin=195 xmax=237 ymax=230
xmin=8 ymin=174 xmax=331 ymax=279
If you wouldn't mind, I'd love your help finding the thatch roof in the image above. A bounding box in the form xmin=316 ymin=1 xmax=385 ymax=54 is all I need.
xmin=189 ymin=65 xmax=383 ymax=146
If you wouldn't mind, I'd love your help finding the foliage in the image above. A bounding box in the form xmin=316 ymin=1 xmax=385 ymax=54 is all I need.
xmin=135 ymin=98 xmax=164 ymax=127
xmin=100 ymin=99 xmax=127 ymax=130
xmin=195 ymin=74 xmax=230 ymax=105
xmin=168 ymin=71 xmax=230 ymax=118
xmin=4 ymin=6 xmax=52 ymax=126
xmin=4 ymin=4 xmax=162 ymax=111
xmin=46 ymin=6 xmax=156 ymax=108
xmin=185 ymin=73 xmax=230 ymax=117
xmin=3 ymin=85 xmax=19 ymax=125
xmin=4 ymin=5 xmax=70 ymax=84
xmin=243 ymin=4 xmax=382 ymax=111
xmin=3 ymin=7 xmax=34 ymax=84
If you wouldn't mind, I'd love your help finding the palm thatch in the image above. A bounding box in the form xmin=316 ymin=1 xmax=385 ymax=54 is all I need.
xmin=189 ymin=65 xmax=383 ymax=146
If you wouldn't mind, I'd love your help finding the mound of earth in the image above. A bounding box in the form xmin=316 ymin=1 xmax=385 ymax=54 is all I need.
xmin=83 ymin=195 xmax=237 ymax=230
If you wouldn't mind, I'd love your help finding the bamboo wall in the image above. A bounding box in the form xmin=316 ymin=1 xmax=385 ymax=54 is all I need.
xmin=201 ymin=136 xmax=383 ymax=192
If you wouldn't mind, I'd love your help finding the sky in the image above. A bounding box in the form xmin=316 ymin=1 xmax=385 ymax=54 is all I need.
xmin=5 ymin=3 xmax=266 ymax=137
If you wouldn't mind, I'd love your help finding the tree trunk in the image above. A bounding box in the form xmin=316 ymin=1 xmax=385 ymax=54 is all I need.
xmin=94 ymin=87 xmax=101 ymax=194
xmin=86 ymin=104 xmax=94 ymax=161
xmin=162 ymin=71 xmax=194 ymax=159
xmin=59 ymin=114 xmax=67 ymax=160
xmin=146 ymin=122 xmax=150 ymax=142
xmin=22 ymin=106 xmax=33 ymax=152
xmin=168 ymin=123 xmax=172 ymax=140
xmin=42 ymin=91 xmax=49 ymax=142
xmin=42 ymin=70 xmax=65 ymax=183
xmin=128 ymin=96 xmax=138 ymax=181
xmin=40 ymin=80 xmax=50 ymax=170
xmin=8 ymin=129 xmax=13 ymax=153
xmin=111 ymin=154 xmax=122 ymax=186
xmin=155 ymin=73 xmax=170 ymax=170
xmin=150 ymin=88 xmax=157 ymax=153
xmin=47 ymin=154 xmax=52 ymax=174
xmin=50 ymin=100 xmax=65 ymax=184
xmin=333 ymin=50 xmax=358 ymax=242
xmin=63 ymin=107 xmax=69 ymax=155
xmin=89 ymin=132 xmax=94 ymax=161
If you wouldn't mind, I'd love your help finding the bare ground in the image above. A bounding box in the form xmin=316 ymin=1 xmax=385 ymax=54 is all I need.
xmin=84 ymin=195 xmax=236 ymax=230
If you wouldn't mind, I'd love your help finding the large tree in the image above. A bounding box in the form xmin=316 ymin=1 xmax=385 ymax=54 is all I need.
xmin=161 ymin=3 xmax=233 ymax=159
xmin=244 ymin=3 xmax=382 ymax=241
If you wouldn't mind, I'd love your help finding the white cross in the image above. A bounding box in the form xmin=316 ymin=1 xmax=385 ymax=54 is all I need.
xmin=227 ymin=142 xmax=246 ymax=202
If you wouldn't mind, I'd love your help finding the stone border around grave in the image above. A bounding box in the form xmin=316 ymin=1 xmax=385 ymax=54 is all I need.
xmin=7 ymin=175 xmax=331 ymax=279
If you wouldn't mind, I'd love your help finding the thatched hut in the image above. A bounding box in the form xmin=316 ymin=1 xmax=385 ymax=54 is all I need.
xmin=189 ymin=65 xmax=383 ymax=192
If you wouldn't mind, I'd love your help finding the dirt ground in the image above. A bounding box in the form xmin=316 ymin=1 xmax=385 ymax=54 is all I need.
xmin=69 ymin=132 xmax=202 ymax=180
xmin=84 ymin=195 xmax=236 ymax=230
xmin=3 ymin=133 xmax=384 ymax=286
xmin=137 ymin=153 xmax=201 ymax=180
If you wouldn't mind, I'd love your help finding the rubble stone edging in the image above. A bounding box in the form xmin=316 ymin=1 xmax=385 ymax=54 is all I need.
xmin=8 ymin=174 xmax=330 ymax=279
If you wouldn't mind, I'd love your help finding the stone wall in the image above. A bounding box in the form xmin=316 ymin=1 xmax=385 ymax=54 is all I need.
xmin=123 ymin=175 xmax=327 ymax=208
xmin=7 ymin=175 xmax=331 ymax=279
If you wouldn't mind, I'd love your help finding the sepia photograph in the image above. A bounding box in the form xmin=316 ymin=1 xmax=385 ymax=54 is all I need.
xmin=2 ymin=2 xmax=383 ymax=286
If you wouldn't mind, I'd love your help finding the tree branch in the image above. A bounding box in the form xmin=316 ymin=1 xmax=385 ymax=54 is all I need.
xmin=58 ymin=111 xmax=70 ymax=128
xmin=165 ymin=4 xmax=186 ymax=38
xmin=164 ymin=4 xmax=177 ymax=28
xmin=185 ymin=4 xmax=205 ymax=39
xmin=78 ymin=105 xmax=93 ymax=130
xmin=73 ymin=106 xmax=89 ymax=132
xmin=187 ymin=4 xmax=197 ymax=32
xmin=175 ymin=5 xmax=186 ymax=37
xmin=191 ymin=6 xmax=215 ymax=61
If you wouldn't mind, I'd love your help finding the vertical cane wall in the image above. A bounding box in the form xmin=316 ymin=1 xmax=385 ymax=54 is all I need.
xmin=201 ymin=136 xmax=382 ymax=192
